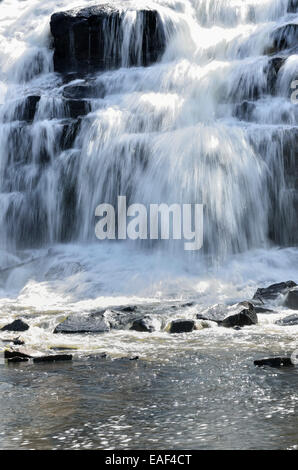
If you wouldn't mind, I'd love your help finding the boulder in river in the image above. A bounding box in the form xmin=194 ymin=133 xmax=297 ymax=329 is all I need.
xmin=4 ymin=348 xmax=32 ymax=359
xmin=197 ymin=302 xmax=257 ymax=328
xmin=50 ymin=5 xmax=167 ymax=73
xmin=54 ymin=312 xmax=110 ymax=334
xmin=54 ymin=308 xmax=139 ymax=334
xmin=253 ymin=281 xmax=296 ymax=303
xmin=284 ymin=288 xmax=298 ymax=310
xmin=276 ymin=314 xmax=298 ymax=326
xmin=1 ymin=319 xmax=29 ymax=332
xmin=288 ymin=0 xmax=298 ymax=12
xmin=130 ymin=315 xmax=161 ymax=333
xmin=169 ymin=319 xmax=196 ymax=334
xmin=254 ymin=357 xmax=294 ymax=368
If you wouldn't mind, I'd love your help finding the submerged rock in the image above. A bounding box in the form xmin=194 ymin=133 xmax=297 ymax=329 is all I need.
xmin=33 ymin=354 xmax=72 ymax=363
xmin=130 ymin=315 xmax=161 ymax=333
xmin=284 ymin=288 xmax=298 ymax=310
xmin=254 ymin=357 xmax=294 ymax=368
xmin=276 ymin=314 xmax=298 ymax=326
xmin=7 ymin=356 xmax=29 ymax=363
xmin=253 ymin=281 xmax=296 ymax=303
xmin=169 ymin=319 xmax=195 ymax=334
xmin=1 ymin=319 xmax=29 ymax=332
xmin=50 ymin=5 xmax=166 ymax=73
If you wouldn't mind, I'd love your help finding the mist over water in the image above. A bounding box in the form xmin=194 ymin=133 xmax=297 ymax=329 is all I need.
xmin=0 ymin=0 xmax=298 ymax=450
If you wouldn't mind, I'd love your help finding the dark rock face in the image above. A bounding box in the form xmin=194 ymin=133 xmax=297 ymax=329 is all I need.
xmin=130 ymin=315 xmax=161 ymax=333
xmin=50 ymin=6 xmax=166 ymax=73
xmin=60 ymin=119 xmax=81 ymax=150
xmin=54 ymin=312 xmax=110 ymax=334
xmin=220 ymin=302 xmax=258 ymax=328
xmin=234 ymin=100 xmax=256 ymax=122
xmin=65 ymin=99 xmax=91 ymax=119
xmin=284 ymin=288 xmax=298 ymax=310
xmin=18 ymin=96 xmax=40 ymax=122
xmin=169 ymin=319 xmax=195 ymax=334
xmin=63 ymin=82 xmax=105 ymax=100
xmin=4 ymin=349 xmax=32 ymax=359
xmin=254 ymin=306 xmax=275 ymax=314
xmin=253 ymin=281 xmax=297 ymax=303
xmin=254 ymin=357 xmax=294 ymax=367
xmin=7 ymin=356 xmax=29 ymax=363
xmin=268 ymin=24 xmax=298 ymax=54
xmin=266 ymin=57 xmax=285 ymax=95
xmin=1 ymin=319 xmax=30 ymax=332
xmin=276 ymin=314 xmax=298 ymax=326
xmin=288 ymin=0 xmax=298 ymax=12
xmin=2 ymin=96 xmax=41 ymax=123
xmin=197 ymin=302 xmax=257 ymax=328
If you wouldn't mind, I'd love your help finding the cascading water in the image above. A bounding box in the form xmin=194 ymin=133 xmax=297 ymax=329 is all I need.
xmin=1 ymin=0 xmax=298 ymax=451
xmin=0 ymin=0 xmax=297 ymax=259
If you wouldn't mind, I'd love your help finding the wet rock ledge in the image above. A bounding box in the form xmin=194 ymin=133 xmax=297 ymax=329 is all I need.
xmin=50 ymin=5 xmax=166 ymax=73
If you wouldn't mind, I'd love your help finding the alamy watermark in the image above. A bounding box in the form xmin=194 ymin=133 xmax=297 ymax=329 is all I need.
xmin=291 ymin=80 xmax=298 ymax=103
xmin=95 ymin=196 xmax=203 ymax=251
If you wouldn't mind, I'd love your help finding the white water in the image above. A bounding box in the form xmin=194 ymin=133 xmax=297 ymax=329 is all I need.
xmin=0 ymin=0 xmax=297 ymax=358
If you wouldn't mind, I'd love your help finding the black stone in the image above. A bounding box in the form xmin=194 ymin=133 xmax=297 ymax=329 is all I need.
xmin=63 ymin=83 xmax=105 ymax=99
xmin=1 ymin=319 xmax=29 ymax=332
xmin=253 ymin=281 xmax=297 ymax=303
xmin=288 ymin=0 xmax=298 ymax=13
xmin=7 ymin=356 xmax=29 ymax=363
xmin=33 ymin=354 xmax=72 ymax=363
xmin=268 ymin=24 xmax=298 ymax=54
xmin=266 ymin=57 xmax=285 ymax=95
xmin=234 ymin=100 xmax=256 ymax=122
xmin=169 ymin=319 xmax=195 ymax=334
xmin=220 ymin=302 xmax=258 ymax=328
xmin=60 ymin=119 xmax=81 ymax=150
xmin=54 ymin=312 xmax=110 ymax=334
xmin=50 ymin=6 xmax=166 ymax=73
xmin=254 ymin=306 xmax=275 ymax=314
xmin=12 ymin=338 xmax=25 ymax=346
xmin=284 ymin=288 xmax=298 ymax=310
xmin=276 ymin=314 xmax=298 ymax=326
xmin=130 ymin=315 xmax=160 ymax=333
xmin=254 ymin=357 xmax=294 ymax=367
xmin=65 ymin=99 xmax=91 ymax=119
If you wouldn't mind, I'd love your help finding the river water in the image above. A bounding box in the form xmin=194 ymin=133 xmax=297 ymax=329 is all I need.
xmin=0 ymin=0 xmax=298 ymax=450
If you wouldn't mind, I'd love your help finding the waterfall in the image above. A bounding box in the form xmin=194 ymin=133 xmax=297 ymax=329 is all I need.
xmin=0 ymin=0 xmax=297 ymax=260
